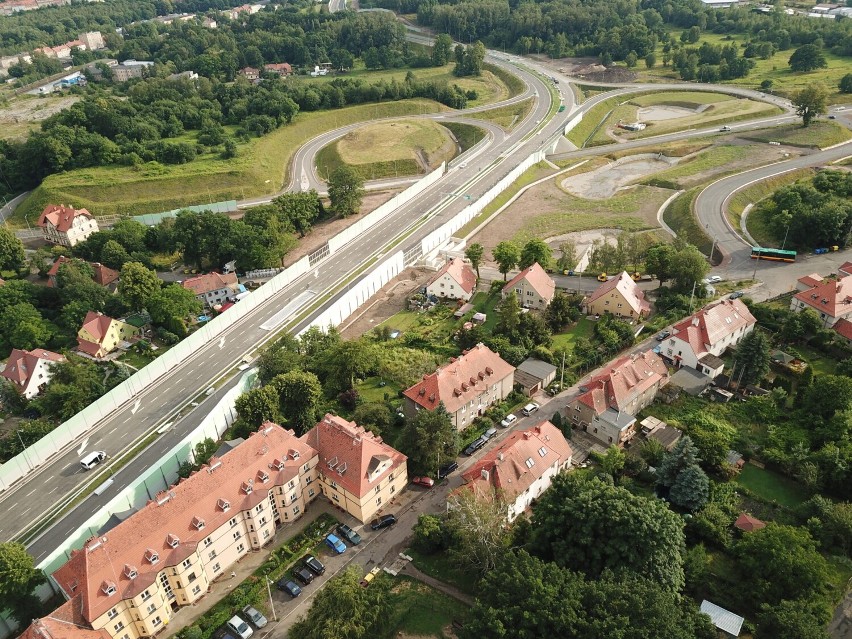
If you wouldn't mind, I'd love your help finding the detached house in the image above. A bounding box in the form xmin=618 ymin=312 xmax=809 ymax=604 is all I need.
xmin=460 ymin=421 xmax=572 ymax=521
xmin=502 ymin=262 xmax=555 ymax=309
xmin=48 ymin=256 xmax=119 ymax=290
xmin=403 ymin=343 xmax=515 ymax=430
xmin=568 ymin=350 xmax=669 ymax=447
xmin=38 ymin=204 xmax=99 ymax=248
xmin=263 ymin=62 xmax=292 ymax=76
xmin=77 ymin=312 xmax=140 ymax=359
xmin=1 ymin=348 xmax=65 ymax=399
xmin=181 ymin=272 xmax=240 ymax=309
xmin=45 ymin=425 xmax=319 ymax=639
xmin=425 ymin=257 xmax=477 ymax=302
xmin=238 ymin=67 xmax=260 ymax=81
xmin=585 ymin=271 xmax=650 ymax=319
xmin=301 ymin=414 xmax=408 ymax=523
xmin=791 ymin=274 xmax=852 ymax=328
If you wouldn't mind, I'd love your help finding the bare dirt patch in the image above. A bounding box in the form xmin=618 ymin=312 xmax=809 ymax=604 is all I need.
xmin=532 ymin=55 xmax=638 ymax=83
xmin=636 ymin=105 xmax=696 ymax=121
xmin=562 ymin=156 xmax=678 ymax=199
xmin=0 ymin=94 xmax=80 ymax=141
xmin=339 ymin=267 xmax=433 ymax=339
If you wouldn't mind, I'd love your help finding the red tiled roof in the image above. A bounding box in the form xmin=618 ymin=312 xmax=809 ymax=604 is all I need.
xmin=79 ymin=311 xmax=113 ymax=343
xmin=17 ymin=600 xmax=110 ymax=639
xmin=586 ymin=271 xmax=650 ymax=315
xmin=37 ymin=204 xmax=92 ymax=233
xmin=838 ymin=261 xmax=852 ymax=276
xmin=833 ymin=318 xmax=852 ymax=341
xmin=301 ymin=414 xmax=406 ymax=499
xmin=793 ymin=274 xmax=852 ymax=320
xmin=52 ymin=425 xmax=316 ymax=623
xmin=264 ymin=62 xmax=292 ymax=73
xmin=502 ymin=262 xmax=555 ymax=301
xmin=76 ymin=339 xmax=103 ymax=357
xmin=734 ymin=513 xmax=766 ymax=532
xmin=47 ymin=256 xmax=70 ymax=279
xmin=182 ymin=272 xmax=238 ymax=296
xmin=427 ymin=258 xmax=477 ymax=293
xmin=403 ymin=343 xmax=515 ymax=414
xmin=92 ymin=263 xmax=119 ymax=287
xmin=797 ymin=273 xmax=823 ymax=288
xmin=576 ymin=350 xmax=669 ymax=416
xmin=669 ymin=299 xmax=756 ymax=359
xmin=1 ymin=348 xmax=65 ymax=389
xmin=461 ymin=421 xmax=571 ymax=503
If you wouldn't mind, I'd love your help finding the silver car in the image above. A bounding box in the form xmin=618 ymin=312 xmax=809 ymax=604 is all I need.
xmin=241 ymin=606 xmax=267 ymax=629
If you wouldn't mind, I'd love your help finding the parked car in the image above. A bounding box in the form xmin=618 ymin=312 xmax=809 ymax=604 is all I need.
xmin=337 ymin=523 xmax=362 ymax=546
xmin=371 ymin=514 xmax=397 ymax=530
xmin=293 ymin=566 xmax=314 ymax=585
xmin=241 ymin=606 xmax=267 ymax=629
xmin=463 ymin=437 xmax=487 ymax=456
xmin=720 ymin=125 xmax=732 ymax=131
xmin=482 ymin=426 xmax=498 ymax=440
xmin=79 ymin=450 xmax=107 ymax=471
xmin=500 ymin=414 xmax=518 ymax=428
xmin=656 ymin=330 xmax=671 ymax=341
xmin=277 ymin=579 xmax=301 ymax=598
xmin=325 ymin=533 xmax=347 ymax=554
xmin=708 ymin=275 xmax=722 ymax=283
xmin=522 ymin=402 xmax=539 ymax=416
xmin=438 ymin=461 xmax=459 ymax=479
xmin=729 ymin=291 xmax=744 ymax=299
xmin=597 ymin=273 xmax=608 ymax=282
xmin=226 ymin=616 xmax=253 ymax=639
xmin=302 ymin=555 xmax=325 ymax=576
xmin=411 ymin=476 xmax=435 ymax=488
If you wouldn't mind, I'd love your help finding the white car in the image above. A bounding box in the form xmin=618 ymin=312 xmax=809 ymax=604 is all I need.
xmin=227 ymin=616 xmax=253 ymax=639
xmin=708 ymin=275 xmax=722 ymax=283
xmin=522 ymin=402 xmax=540 ymax=416
xmin=500 ymin=414 xmax=518 ymax=428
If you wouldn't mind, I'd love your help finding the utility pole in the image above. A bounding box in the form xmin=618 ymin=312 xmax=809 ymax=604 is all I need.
xmin=688 ymin=280 xmax=697 ymax=314
xmin=266 ymin=578 xmax=277 ymax=621
xmin=559 ymin=349 xmax=566 ymax=390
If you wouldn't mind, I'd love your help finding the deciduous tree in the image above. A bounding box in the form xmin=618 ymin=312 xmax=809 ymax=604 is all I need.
xmin=328 ymin=165 xmax=365 ymax=217
xmin=0 ymin=303 xmax=54 ymax=353
xmin=644 ymin=244 xmax=676 ymax=286
xmin=0 ymin=542 xmax=46 ymax=625
xmin=792 ymin=83 xmax=828 ymax=127
xmin=0 ymin=227 xmax=25 ymax=272
xmin=556 ymin=240 xmax=577 ymax=272
xmin=492 ymin=241 xmax=519 ymax=280
xmin=271 ymin=370 xmax=322 ymax=435
xmin=519 ymin=238 xmax=552 ymax=270
xmin=446 ymin=485 xmax=512 ymax=574
xmin=118 ymin=261 xmax=161 ymax=311
xmin=400 ymin=403 xmax=457 ymax=476
xmin=788 ymin=44 xmax=827 ymax=73
xmin=234 ymin=386 xmax=280 ymax=428
xmin=464 ymin=243 xmax=484 ymax=279
xmin=803 ymin=374 xmax=852 ymax=420
xmin=147 ymin=284 xmax=202 ymax=328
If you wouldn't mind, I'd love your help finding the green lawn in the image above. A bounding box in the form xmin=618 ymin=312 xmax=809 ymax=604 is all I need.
xmin=406 ymin=548 xmax=480 ymax=595
xmin=385 ymin=575 xmax=470 ymax=636
xmin=735 ymin=464 xmax=809 ymax=509
xmin=470 ymin=290 xmax=502 ymax=332
xmin=551 ymin=317 xmax=595 ymax=351
xmin=662 ymin=187 xmax=714 ymax=256
xmin=356 ymin=375 xmax=403 ymax=404
xmin=788 ymin=344 xmax=839 ymax=376
xmin=743 ymin=121 xmax=852 ymax=148
xmin=468 ymin=96 xmax=534 ymax=130
xmin=640 ymin=144 xmax=751 ymax=189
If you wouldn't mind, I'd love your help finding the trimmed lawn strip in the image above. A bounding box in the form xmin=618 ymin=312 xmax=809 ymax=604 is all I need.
xmin=469 ymin=97 xmax=534 ymax=130
xmin=385 ymin=575 xmax=470 ymax=635
xmin=742 ymin=121 xmax=852 ymax=148
xmin=550 ymin=316 xmax=595 ymax=352
xmin=662 ymin=187 xmax=713 ymax=255
xmin=735 ymin=464 xmax=808 ymax=509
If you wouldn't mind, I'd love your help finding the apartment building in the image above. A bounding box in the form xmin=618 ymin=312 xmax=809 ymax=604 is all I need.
xmin=48 ymin=425 xmax=319 ymax=639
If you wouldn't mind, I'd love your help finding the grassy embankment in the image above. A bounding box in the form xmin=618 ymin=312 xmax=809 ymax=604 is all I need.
xmin=743 ymin=121 xmax=852 ymax=148
xmin=468 ymin=97 xmax=534 ymax=130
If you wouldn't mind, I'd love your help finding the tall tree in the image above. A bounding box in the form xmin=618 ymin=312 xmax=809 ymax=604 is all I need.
xmin=0 ymin=227 xmax=25 ymax=272
xmin=493 ymin=241 xmax=520 ymax=280
xmin=545 ymin=292 xmax=580 ymax=331
xmin=316 ymin=340 xmax=377 ymax=392
xmin=791 ymin=83 xmax=828 ymax=127
xmin=0 ymin=303 xmax=54 ymax=353
xmin=464 ymin=243 xmax=484 ymax=279
xmin=519 ymin=238 xmax=553 ymax=270
xmin=803 ymin=374 xmax=852 ymax=420
xmin=670 ymin=243 xmax=709 ymax=292
xmin=658 ymin=435 xmax=701 ymax=487
xmin=118 ymin=261 xmax=161 ymax=311
xmin=432 ymin=33 xmax=454 ymax=66
xmin=446 ymin=485 xmax=512 ymax=574
xmin=400 ymin=403 xmax=457 ymax=476
xmin=0 ymin=542 xmax=46 ymax=625
xmin=496 ymin=291 xmax=522 ymax=340
xmin=644 ymin=244 xmax=676 ymax=287
xmin=840 ymin=73 xmax=852 ymax=94
xmin=328 ymin=165 xmax=365 ymax=218
xmin=531 ymin=474 xmax=686 ymax=592
xmin=271 ymin=370 xmax=322 ymax=435
xmin=556 ymin=240 xmax=577 ymax=272
xmin=757 ymin=599 xmax=830 ymax=639
xmin=257 ymin=334 xmax=302 ymax=384
xmin=788 ymin=44 xmax=827 ymax=73
xmin=234 ymin=386 xmax=280 ymax=428
xmin=147 ymin=284 xmax=202 ymax=328
xmin=669 ymin=464 xmax=710 ymax=512
xmin=733 ymin=330 xmax=770 ymax=386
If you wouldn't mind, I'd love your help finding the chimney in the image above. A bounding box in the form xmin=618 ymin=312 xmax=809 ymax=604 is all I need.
xmin=497 ymin=452 xmax=504 ymax=461
xmin=480 ymin=468 xmax=490 ymax=482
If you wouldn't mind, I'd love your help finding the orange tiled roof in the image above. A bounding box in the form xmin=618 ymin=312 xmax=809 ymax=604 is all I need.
xmin=47 ymin=256 xmax=71 ymax=279
xmin=833 ymin=318 xmax=852 ymax=341
xmin=669 ymin=299 xmax=756 ymax=359
xmin=52 ymin=424 xmax=316 ymax=623
xmin=838 ymin=261 xmax=852 ymax=276
xmin=79 ymin=311 xmax=114 ymax=343
xmin=37 ymin=204 xmax=92 ymax=233
xmin=797 ymin=273 xmax=824 ymax=288
xmin=301 ymin=414 xmax=406 ymax=499
xmin=793 ymin=274 xmax=852 ymax=320
xmin=1 ymin=348 xmax=65 ymax=389
xmin=461 ymin=421 xmax=571 ymax=502
xmin=264 ymin=62 xmax=292 ymax=73
xmin=92 ymin=263 xmax=119 ymax=287
xmin=734 ymin=513 xmax=766 ymax=532
xmin=427 ymin=257 xmax=477 ymax=294
xmin=182 ymin=272 xmax=238 ymax=296
xmin=17 ymin=599 xmax=110 ymax=639
xmin=577 ymin=350 xmax=668 ymax=416
xmin=586 ymin=271 xmax=650 ymax=315
xmin=502 ymin=262 xmax=555 ymax=301
xmin=403 ymin=343 xmax=515 ymax=414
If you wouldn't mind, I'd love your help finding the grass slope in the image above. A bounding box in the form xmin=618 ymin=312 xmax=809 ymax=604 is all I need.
xmin=469 ymin=97 xmax=534 ymax=130
xmin=12 ymin=99 xmax=447 ymax=224
xmin=732 ymin=167 xmax=815 ymax=238
xmin=662 ymin=187 xmax=713 ymax=255
xmin=743 ymin=121 xmax=852 ymax=148
xmin=442 ymin=121 xmax=487 ymax=151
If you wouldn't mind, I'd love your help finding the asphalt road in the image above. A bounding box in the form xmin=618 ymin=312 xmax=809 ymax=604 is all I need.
xmin=7 ymin=52 xmax=558 ymax=559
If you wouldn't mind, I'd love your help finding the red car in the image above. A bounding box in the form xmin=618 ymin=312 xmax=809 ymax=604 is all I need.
xmin=411 ymin=476 xmax=435 ymax=488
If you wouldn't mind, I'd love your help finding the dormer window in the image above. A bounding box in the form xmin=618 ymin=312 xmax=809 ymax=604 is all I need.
xmin=241 ymin=481 xmax=253 ymax=495
xmin=192 ymin=516 xmax=205 ymax=531
xmin=124 ymin=565 xmax=137 ymax=580
xmin=217 ymin=498 xmax=230 ymax=512
xmin=145 ymin=549 xmax=159 ymax=564
xmin=271 ymin=459 xmax=285 ymax=471
xmin=102 ymin=581 xmax=117 ymax=596
xmin=290 ymin=449 xmax=300 ymax=461
xmin=166 ymin=534 xmax=180 ymax=548
xmin=257 ymin=471 xmax=269 ymax=484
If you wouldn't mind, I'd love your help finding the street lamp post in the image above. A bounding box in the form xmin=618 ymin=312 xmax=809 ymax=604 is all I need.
xmin=17 ymin=431 xmax=34 ymax=471
xmin=265 ymin=578 xmax=277 ymax=621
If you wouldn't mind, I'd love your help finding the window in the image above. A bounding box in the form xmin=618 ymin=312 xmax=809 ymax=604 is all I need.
xmin=237 ymin=543 xmax=245 ymax=553
xmin=181 ymin=558 xmax=191 ymax=568
xmin=332 ymin=493 xmax=339 ymax=502
xmin=376 ymin=496 xmax=382 ymax=506
xmin=305 ymin=476 xmax=313 ymax=485
xmin=192 ymin=585 xmax=201 ymax=595
xmin=538 ymin=446 xmax=547 ymax=457
xmin=152 ymin=617 xmax=162 ymax=628
xmin=114 ymin=622 xmax=124 ymax=632
xmin=390 ymin=484 xmax=396 ymax=494
xmin=308 ymin=488 xmax=315 ymax=498
xmin=525 ymin=458 xmax=534 ymax=469
xmin=229 ymin=517 xmax=238 ymax=527
xmin=255 ymin=503 xmax=263 ymax=513
xmin=140 ymin=590 xmax=151 ymax=601
xmin=233 ymin=531 xmax=242 ymax=540
xmin=108 ymin=608 xmax=118 ymax=620
xmin=208 ymin=550 xmax=216 ymax=560
xmin=203 ymin=537 xmax=212 ymax=547
xmin=212 ymin=563 xmax=221 ymax=573
xmin=187 ymin=572 xmax=196 ymax=583
xmin=293 ymin=505 xmax=300 ymax=515
xmin=263 ymin=529 xmax=271 ymax=540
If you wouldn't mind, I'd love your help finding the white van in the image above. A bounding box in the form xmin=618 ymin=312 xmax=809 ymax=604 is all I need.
xmin=80 ymin=451 xmax=107 ymax=470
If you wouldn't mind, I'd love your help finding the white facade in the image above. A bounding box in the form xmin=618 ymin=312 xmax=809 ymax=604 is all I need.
xmin=426 ymin=272 xmax=473 ymax=301
xmin=505 ymin=456 xmax=571 ymax=521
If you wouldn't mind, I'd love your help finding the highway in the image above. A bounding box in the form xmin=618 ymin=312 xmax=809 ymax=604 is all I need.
xmin=10 ymin=50 xmax=559 ymax=562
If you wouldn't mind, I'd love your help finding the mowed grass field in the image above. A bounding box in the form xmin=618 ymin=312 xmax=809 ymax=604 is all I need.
xmin=315 ymin=118 xmax=457 ymax=181
xmin=634 ymin=30 xmax=852 ymax=101
xmin=11 ymin=98 xmax=449 ymax=224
